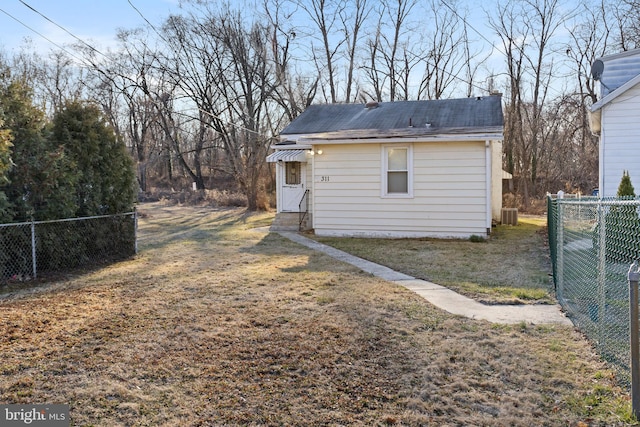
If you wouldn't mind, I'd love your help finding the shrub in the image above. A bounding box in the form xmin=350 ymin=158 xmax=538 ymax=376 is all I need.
xmin=597 ymin=171 xmax=640 ymax=263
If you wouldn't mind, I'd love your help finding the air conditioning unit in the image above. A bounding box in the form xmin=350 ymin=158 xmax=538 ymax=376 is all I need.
xmin=501 ymin=208 xmax=518 ymax=226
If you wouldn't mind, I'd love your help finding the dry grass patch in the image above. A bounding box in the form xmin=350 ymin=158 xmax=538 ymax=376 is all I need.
xmin=0 ymin=203 xmax=635 ymax=426
xmin=315 ymin=216 xmax=554 ymax=304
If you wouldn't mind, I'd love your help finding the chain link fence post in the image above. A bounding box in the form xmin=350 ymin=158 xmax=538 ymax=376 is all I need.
xmin=628 ymin=261 xmax=640 ymax=419
xmin=553 ymin=197 xmax=640 ymax=389
xmin=557 ymin=200 xmax=564 ymax=302
xmin=597 ymin=200 xmax=607 ymax=345
xmin=0 ymin=213 xmax=136 ymax=283
xmin=547 ymin=195 xmax=558 ymax=294
xmin=134 ymin=208 xmax=138 ymax=255
xmin=30 ymin=219 xmax=37 ymax=279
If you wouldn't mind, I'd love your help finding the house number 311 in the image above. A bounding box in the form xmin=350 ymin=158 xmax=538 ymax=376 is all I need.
xmin=320 ymin=176 xmax=330 ymax=182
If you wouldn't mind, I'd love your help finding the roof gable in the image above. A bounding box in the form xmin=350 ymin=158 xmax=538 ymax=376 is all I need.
xmin=596 ymin=48 xmax=640 ymax=98
xmin=591 ymin=73 xmax=640 ymax=112
xmin=281 ymin=96 xmax=504 ymax=136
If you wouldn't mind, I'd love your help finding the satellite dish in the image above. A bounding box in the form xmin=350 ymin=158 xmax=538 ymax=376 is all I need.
xmin=591 ymin=59 xmax=604 ymax=81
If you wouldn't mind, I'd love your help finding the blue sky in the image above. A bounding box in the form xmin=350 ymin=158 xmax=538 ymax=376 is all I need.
xmin=0 ymin=0 xmax=587 ymax=100
xmin=1 ymin=0 xmax=503 ymax=56
xmin=0 ymin=0 xmax=180 ymax=54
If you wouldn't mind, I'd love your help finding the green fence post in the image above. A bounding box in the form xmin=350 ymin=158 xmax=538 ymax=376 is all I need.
xmin=547 ymin=195 xmax=557 ymax=290
xmin=557 ymin=199 xmax=564 ymax=303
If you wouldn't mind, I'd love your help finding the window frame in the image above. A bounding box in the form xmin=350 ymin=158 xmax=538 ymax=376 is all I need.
xmin=285 ymin=162 xmax=301 ymax=185
xmin=381 ymin=144 xmax=413 ymax=198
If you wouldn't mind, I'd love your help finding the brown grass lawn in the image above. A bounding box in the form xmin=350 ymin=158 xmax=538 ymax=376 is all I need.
xmin=315 ymin=216 xmax=557 ymax=304
xmin=0 ymin=203 xmax=636 ymax=426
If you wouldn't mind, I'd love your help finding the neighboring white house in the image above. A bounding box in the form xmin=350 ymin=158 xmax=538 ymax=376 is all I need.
xmin=267 ymin=96 xmax=504 ymax=238
xmin=590 ymin=48 xmax=640 ymax=197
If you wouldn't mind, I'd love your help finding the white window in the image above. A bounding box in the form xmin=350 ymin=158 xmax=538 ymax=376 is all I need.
xmin=285 ymin=162 xmax=301 ymax=185
xmin=382 ymin=144 xmax=413 ymax=198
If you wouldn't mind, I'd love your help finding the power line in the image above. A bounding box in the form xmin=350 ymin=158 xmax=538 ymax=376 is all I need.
xmin=0 ymin=6 xmax=87 ymax=64
xmin=127 ymin=0 xmax=271 ymax=139
xmin=440 ymin=0 xmax=566 ymax=98
xmin=4 ymin=0 xmax=269 ymax=140
xmin=441 ymin=1 xmax=497 ymax=51
xmin=18 ymin=0 xmax=106 ymax=59
xmin=0 ymin=3 xmax=137 ymax=109
xmin=127 ymin=0 xmax=171 ymax=46
xmin=1 ymin=1 xmax=115 ymax=77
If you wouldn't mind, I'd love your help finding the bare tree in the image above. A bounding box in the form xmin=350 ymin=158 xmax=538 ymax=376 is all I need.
xmin=489 ymin=0 xmax=568 ymax=206
xmin=157 ymin=4 xmax=277 ymax=209
xmin=460 ymin=22 xmax=488 ymax=98
xmin=155 ymin=13 xmax=221 ymax=191
xmin=8 ymin=45 xmax=86 ymax=117
xmin=559 ymin=0 xmax=614 ymax=192
xmin=295 ymin=0 xmax=345 ymax=103
xmin=358 ymin=0 xmax=420 ymax=102
xmin=262 ymin=0 xmax=318 ymax=122
xmin=82 ymin=28 xmax=173 ymax=193
xmin=489 ymin=1 xmax=527 ymax=200
xmin=339 ymin=0 xmax=372 ymax=102
xmin=617 ymin=0 xmax=640 ymax=49
xmin=361 ymin=25 xmax=386 ymax=102
xmin=417 ymin=0 xmax=470 ymax=100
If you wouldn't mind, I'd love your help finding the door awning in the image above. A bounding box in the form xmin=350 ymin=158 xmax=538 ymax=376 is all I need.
xmin=266 ymin=149 xmax=308 ymax=163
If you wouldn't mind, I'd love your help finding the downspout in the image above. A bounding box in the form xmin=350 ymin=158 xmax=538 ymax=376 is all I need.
xmin=598 ymin=108 xmax=605 ymax=197
xmin=589 ymin=104 xmax=603 ymax=196
xmin=276 ymin=161 xmax=283 ymax=213
xmin=310 ymin=147 xmax=315 ymax=230
xmin=485 ymin=140 xmax=492 ymax=235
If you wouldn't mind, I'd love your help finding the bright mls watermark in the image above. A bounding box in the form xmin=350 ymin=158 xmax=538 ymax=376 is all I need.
xmin=0 ymin=405 xmax=69 ymax=426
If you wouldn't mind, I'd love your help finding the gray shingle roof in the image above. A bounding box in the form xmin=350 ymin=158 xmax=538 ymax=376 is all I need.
xmin=280 ymin=96 xmax=504 ymax=136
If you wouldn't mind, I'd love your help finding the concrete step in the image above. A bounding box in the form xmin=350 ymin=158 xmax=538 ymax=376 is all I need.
xmin=270 ymin=212 xmax=311 ymax=231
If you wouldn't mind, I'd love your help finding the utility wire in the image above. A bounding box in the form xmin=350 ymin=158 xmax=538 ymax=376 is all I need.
xmin=6 ymin=0 xmax=493 ymax=137
xmin=127 ymin=0 xmax=270 ymax=139
xmin=132 ymin=0 xmax=490 ymax=99
xmin=0 ymin=6 xmax=87 ymax=64
xmin=440 ymin=0 xmax=566 ymax=98
xmin=18 ymin=0 xmax=106 ymax=58
xmin=1 ymin=3 xmax=138 ymax=109
xmin=441 ymin=1 xmax=497 ymax=52
xmin=127 ymin=0 xmax=171 ymax=46
xmin=5 ymin=0 xmax=265 ymax=140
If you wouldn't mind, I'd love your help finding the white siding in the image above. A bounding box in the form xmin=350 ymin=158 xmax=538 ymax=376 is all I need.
xmin=305 ymin=157 xmax=313 ymax=221
xmin=601 ymin=82 xmax=640 ymax=197
xmin=311 ymin=141 xmax=488 ymax=238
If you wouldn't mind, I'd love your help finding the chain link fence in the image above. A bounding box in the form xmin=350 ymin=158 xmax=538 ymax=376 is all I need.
xmin=548 ymin=195 xmax=640 ymax=387
xmin=0 ymin=212 xmax=137 ymax=283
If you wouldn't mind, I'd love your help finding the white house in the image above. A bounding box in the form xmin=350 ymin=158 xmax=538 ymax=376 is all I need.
xmin=590 ymin=48 xmax=640 ymax=196
xmin=267 ymin=96 xmax=504 ymax=238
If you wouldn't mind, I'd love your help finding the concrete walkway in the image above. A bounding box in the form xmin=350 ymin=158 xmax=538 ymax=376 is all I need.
xmin=277 ymin=231 xmax=573 ymax=326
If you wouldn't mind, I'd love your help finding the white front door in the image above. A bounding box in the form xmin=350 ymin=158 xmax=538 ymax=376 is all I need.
xmin=281 ymin=162 xmax=306 ymax=212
